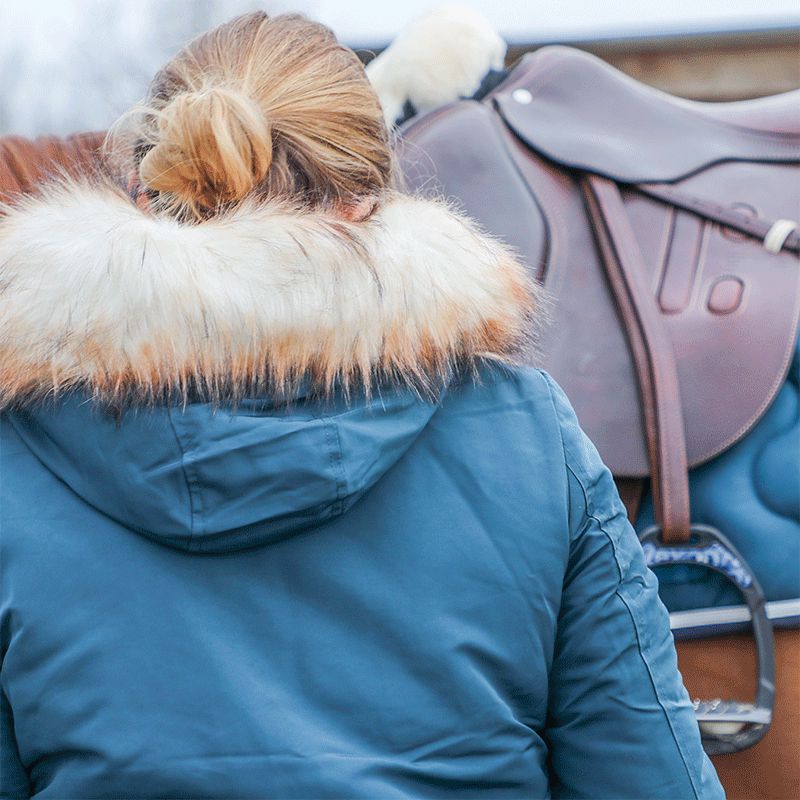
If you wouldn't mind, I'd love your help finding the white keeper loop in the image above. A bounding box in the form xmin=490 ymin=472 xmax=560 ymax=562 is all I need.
xmin=763 ymin=219 xmax=797 ymax=254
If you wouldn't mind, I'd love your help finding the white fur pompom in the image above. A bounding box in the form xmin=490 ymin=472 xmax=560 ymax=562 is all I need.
xmin=366 ymin=5 xmax=507 ymax=127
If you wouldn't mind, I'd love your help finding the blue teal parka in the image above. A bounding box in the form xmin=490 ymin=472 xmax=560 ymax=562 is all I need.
xmin=0 ymin=184 xmax=723 ymax=799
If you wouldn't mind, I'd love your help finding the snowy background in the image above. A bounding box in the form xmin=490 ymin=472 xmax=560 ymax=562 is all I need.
xmin=2 ymin=0 xmax=799 ymax=137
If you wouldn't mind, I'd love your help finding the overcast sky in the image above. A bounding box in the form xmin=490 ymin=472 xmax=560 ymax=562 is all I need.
xmin=321 ymin=0 xmax=800 ymax=45
xmin=1 ymin=0 xmax=798 ymax=136
xmin=3 ymin=1 xmax=799 ymax=47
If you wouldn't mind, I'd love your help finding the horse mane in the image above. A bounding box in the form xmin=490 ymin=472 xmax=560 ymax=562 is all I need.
xmin=0 ymin=131 xmax=107 ymax=203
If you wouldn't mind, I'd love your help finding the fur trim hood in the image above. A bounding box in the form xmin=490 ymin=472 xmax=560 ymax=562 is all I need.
xmin=0 ymin=181 xmax=540 ymax=408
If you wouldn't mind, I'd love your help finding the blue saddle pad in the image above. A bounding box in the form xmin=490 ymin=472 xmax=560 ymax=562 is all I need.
xmin=636 ymin=333 xmax=800 ymax=638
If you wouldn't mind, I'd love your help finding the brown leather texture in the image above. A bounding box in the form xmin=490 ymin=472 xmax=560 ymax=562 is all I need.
xmin=582 ymin=175 xmax=691 ymax=541
xmin=494 ymin=47 xmax=800 ymax=183
xmin=399 ymin=63 xmax=800 ymax=792
xmin=615 ymin=477 xmax=645 ymax=524
xmin=398 ymin=101 xmax=547 ymax=274
xmin=676 ymin=630 xmax=800 ymax=800
xmin=636 ymin=182 xmax=799 ymax=253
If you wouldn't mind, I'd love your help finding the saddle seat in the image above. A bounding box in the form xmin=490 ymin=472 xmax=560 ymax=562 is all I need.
xmin=495 ymin=46 xmax=800 ymax=183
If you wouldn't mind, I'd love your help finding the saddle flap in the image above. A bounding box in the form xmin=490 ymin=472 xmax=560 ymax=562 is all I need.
xmin=491 ymin=46 xmax=800 ymax=184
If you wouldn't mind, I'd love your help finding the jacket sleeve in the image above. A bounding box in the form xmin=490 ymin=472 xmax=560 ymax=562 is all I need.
xmin=1 ymin=685 xmax=30 ymax=799
xmin=540 ymin=373 xmax=725 ymax=800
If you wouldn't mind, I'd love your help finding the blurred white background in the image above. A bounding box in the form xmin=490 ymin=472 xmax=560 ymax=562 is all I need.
xmin=1 ymin=0 xmax=799 ymax=136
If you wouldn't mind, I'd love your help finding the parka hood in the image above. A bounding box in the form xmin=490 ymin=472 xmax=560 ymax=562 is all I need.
xmin=7 ymin=390 xmax=438 ymax=552
xmin=1 ymin=181 xmax=541 ymax=551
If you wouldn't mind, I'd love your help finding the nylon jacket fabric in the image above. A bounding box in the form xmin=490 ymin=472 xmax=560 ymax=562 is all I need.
xmin=1 ymin=366 xmax=723 ymax=799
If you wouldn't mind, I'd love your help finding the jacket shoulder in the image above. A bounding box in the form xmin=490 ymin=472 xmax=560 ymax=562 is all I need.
xmin=469 ymin=366 xmax=631 ymax=543
xmin=440 ymin=364 xmax=574 ymax=516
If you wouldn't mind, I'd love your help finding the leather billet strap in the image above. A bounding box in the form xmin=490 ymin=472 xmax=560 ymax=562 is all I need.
xmin=582 ymin=175 xmax=691 ymax=544
xmin=635 ymin=182 xmax=800 ymax=254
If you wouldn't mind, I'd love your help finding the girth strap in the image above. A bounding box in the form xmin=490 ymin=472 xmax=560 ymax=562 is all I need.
xmin=582 ymin=175 xmax=691 ymax=544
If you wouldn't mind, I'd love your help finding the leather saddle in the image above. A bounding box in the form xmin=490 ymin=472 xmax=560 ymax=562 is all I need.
xmin=399 ymin=45 xmax=800 ymax=537
xmin=398 ymin=45 xmax=800 ymax=755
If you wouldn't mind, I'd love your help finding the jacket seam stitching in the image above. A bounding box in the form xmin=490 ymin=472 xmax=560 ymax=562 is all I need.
xmin=614 ymin=587 xmax=702 ymax=799
xmin=166 ymin=409 xmax=200 ymax=552
xmin=324 ymin=420 xmax=348 ymax=517
xmin=565 ymin=460 xmax=702 ymax=800
xmin=538 ymin=371 xmax=572 ymax=529
xmin=544 ymin=368 xmax=701 ymax=798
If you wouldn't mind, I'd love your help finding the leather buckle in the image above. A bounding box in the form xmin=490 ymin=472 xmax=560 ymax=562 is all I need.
xmin=639 ymin=524 xmax=775 ymax=755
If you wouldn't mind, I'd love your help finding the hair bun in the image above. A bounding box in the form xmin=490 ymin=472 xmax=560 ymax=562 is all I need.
xmin=139 ymin=86 xmax=272 ymax=212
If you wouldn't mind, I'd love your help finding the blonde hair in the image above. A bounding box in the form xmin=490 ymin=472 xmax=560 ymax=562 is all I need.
xmin=127 ymin=12 xmax=392 ymax=219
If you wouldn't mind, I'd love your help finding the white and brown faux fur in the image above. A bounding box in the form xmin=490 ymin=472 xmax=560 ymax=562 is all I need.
xmin=0 ymin=180 xmax=541 ymax=408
